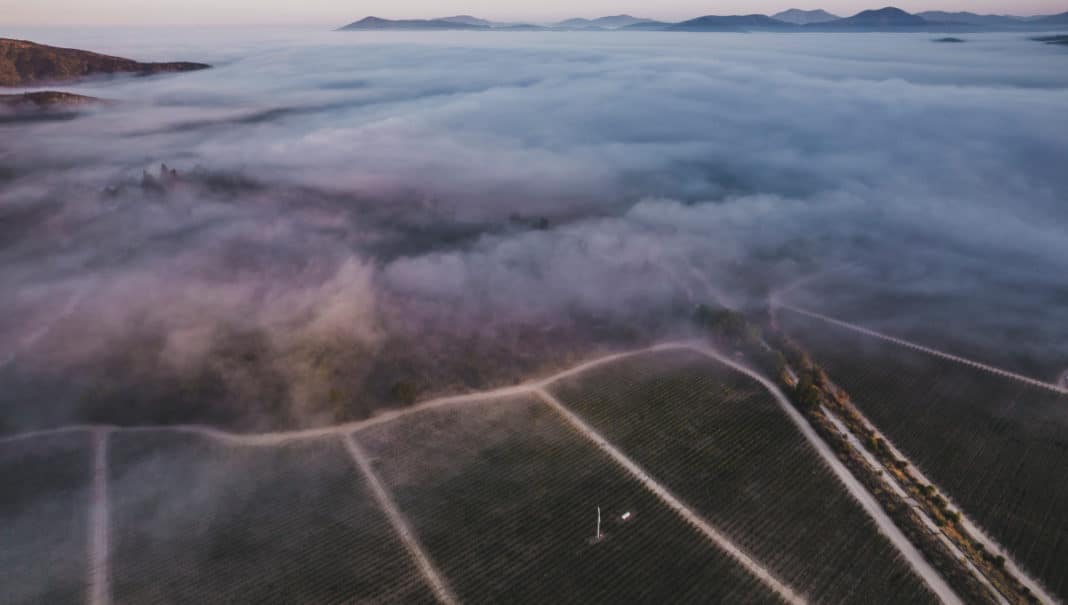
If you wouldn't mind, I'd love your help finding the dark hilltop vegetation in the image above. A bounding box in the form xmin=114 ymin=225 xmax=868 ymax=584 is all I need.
xmin=0 ymin=38 xmax=209 ymax=87
xmin=0 ymin=91 xmax=104 ymax=123
xmin=0 ymin=90 xmax=100 ymax=108
xmin=0 ymin=38 xmax=210 ymax=117
xmin=772 ymin=8 xmax=840 ymax=25
xmin=1033 ymin=34 xmax=1068 ymax=45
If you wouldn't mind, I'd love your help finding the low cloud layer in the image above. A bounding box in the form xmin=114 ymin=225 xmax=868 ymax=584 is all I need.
xmin=2 ymin=29 xmax=1067 ymax=431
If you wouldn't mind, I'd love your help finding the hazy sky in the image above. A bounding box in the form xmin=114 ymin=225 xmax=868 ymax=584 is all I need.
xmin=4 ymin=0 xmax=1066 ymax=26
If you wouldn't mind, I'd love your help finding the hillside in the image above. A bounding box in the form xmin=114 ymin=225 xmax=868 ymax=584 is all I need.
xmin=555 ymin=15 xmax=650 ymax=29
xmin=1032 ymin=11 xmax=1068 ymax=25
xmin=811 ymin=7 xmax=930 ymax=30
xmin=669 ymin=15 xmax=796 ymax=32
xmin=339 ymin=17 xmax=486 ymax=30
xmin=622 ymin=20 xmax=673 ymax=31
xmin=772 ymin=8 xmax=840 ymax=25
xmin=0 ymin=38 xmax=209 ymax=87
xmin=0 ymin=91 xmax=99 ymax=109
xmin=917 ymin=11 xmax=1024 ymax=26
xmin=438 ymin=15 xmax=495 ymax=27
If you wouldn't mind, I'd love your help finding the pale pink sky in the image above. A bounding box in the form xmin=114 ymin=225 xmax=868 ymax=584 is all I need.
xmin=5 ymin=0 xmax=1066 ymax=26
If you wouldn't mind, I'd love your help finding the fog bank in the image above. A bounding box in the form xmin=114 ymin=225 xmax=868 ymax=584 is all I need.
xmin=2 ymin=29 xmax=1067 ymax=432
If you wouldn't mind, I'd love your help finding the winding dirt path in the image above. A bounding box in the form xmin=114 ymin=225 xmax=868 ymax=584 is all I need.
xmin=0 ymin=343 xmax=692 ymax=448
xmin=341 ymin=433 xmax=457 ymax=605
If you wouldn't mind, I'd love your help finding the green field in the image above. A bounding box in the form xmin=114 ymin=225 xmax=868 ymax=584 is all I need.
xmin=549 ymin=349 xmax=939 ymax=604
xmin=783 ymin=310 xmax=1068 ymax=602
xmin=355 ymin=394 xmax=782 ymax=603
xmin=108 ymin=430 xmax=436 ymax=604
xmin=0 ymin=431 xmax=92 ymax=605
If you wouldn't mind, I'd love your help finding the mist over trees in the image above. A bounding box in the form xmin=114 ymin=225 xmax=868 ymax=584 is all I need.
xmin=2 ymin=28 xmax=1067 ymax=432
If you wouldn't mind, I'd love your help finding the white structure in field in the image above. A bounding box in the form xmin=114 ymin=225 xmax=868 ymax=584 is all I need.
xmin=596 ymin=506 xmax=602 ymax=541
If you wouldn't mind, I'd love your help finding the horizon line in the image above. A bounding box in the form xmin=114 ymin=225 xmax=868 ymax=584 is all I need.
xmin=4 ymin=6 xmax=1066 ymax=28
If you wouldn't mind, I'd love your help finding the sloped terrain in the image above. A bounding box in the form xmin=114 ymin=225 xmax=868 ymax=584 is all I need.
xmin=108 ymin=431 xmax=435 ymax=603
xmin=356 ymin=394 xmax=783 ymax=603
xmin=549 ymin=349 xmax=940 ymax=604
xmin=782 ymin=309 xmax=1068 ymax=602
xmin=0 ymin=431 xmax=92 ymax=605
xmin=0 ymin=38 xmax=208 ymax=86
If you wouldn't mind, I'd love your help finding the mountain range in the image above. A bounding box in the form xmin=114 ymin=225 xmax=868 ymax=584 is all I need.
xmin=666 ymin=15 xmax=797 ymax=32
xmin=339 ymin=7 xmax=1068 ymax=33
xmin=555 ymin=15 xmax=652 ymax=29
xmin=810 ymin=6 xmax=928 ymax=29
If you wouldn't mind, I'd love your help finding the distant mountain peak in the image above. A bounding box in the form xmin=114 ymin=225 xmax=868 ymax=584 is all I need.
xmin=822 ymin=6 xmax=928 ymax=28
xmin=339 ymin=16 xmax=486 ymax=30
xmin=771 ymin=8 xmax=840 ymax=25
xmin=439 ymin=15 xmax=494 ymax=26
xmin=555 ymin=15 xmax=650 ymax=29
xmin=670 ymin=14 xmax=796 ymax=32
xmin=854 ymin=6 xmax=918 ymax=19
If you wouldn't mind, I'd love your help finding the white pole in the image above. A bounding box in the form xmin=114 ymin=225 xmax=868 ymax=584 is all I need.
xmin=596 ymin=506 xmax=602 ymax=540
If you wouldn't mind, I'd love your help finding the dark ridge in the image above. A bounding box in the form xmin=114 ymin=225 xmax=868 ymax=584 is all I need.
xmin=918 ymin=11 xmax=1027 ymax=27
xmin=1031 ymin=11 xmax=1068 ymax=25
xmin=811 ymin=7 xmax=930 ymax=30
xmin=438 ymin=15 xmax=494 ymax=27
xmin=1032 ymin=34 xmax=1068 ymax=45
xmin=0 ymin=90 xmax=101 ymax=108
xmin=0 ymin=91 xmax=104 ymax=124
xmin=338 ymin=16 xmax=486 ymax=30
xmin=555 ymin=15 xmax=650 ymax=29
xmin=668 ymin=14 xmax=796 ymax=32
xmin=771 ymin=8 xmax=840 ymax=25
xmin=0 ymin=38 xmax=210 ymax=87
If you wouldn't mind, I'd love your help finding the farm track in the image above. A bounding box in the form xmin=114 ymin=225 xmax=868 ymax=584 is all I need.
xmin=340 ymin=433 xmax=457 ymax=605
xmin=0 ymin=343 xmax=686 ymax=448
xmin=778 ymin=304 xmax=1062 ymax=605
xmin=1 ymin=339 xmax=973 ymax=604
xmin=89 ymin=429 xmax=111 ymax=605
xmin=820 ymin=407 xmax=1009 ymax=605
xmin=535 ymin=388 xmax=806 ymax=605
xmin=683 ymin=345 xmax=963 ymax=605
xmin=826 ymin=401 xmax=1059 ymax=605
xmin=779 ymin=305 xmax=1068 ymax=396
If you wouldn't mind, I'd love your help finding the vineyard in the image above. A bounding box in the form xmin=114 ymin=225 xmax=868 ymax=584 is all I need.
xmin=6 ymin=339 xmax=1029 ymax=604
xmin=548 ymin=349 xmax=940 ymax=605
xmin=782 ymin=309 xmax=1068 ymax=603
xmin=781 ymin=263 xmax=1068 ymax=382
xmin=0 ymin=431 xmax=92 ymax=605
xmin=354 ymin=393 xmax=782 ymax=604
xmin=108 ymin=430 xmax=436 ymax=604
